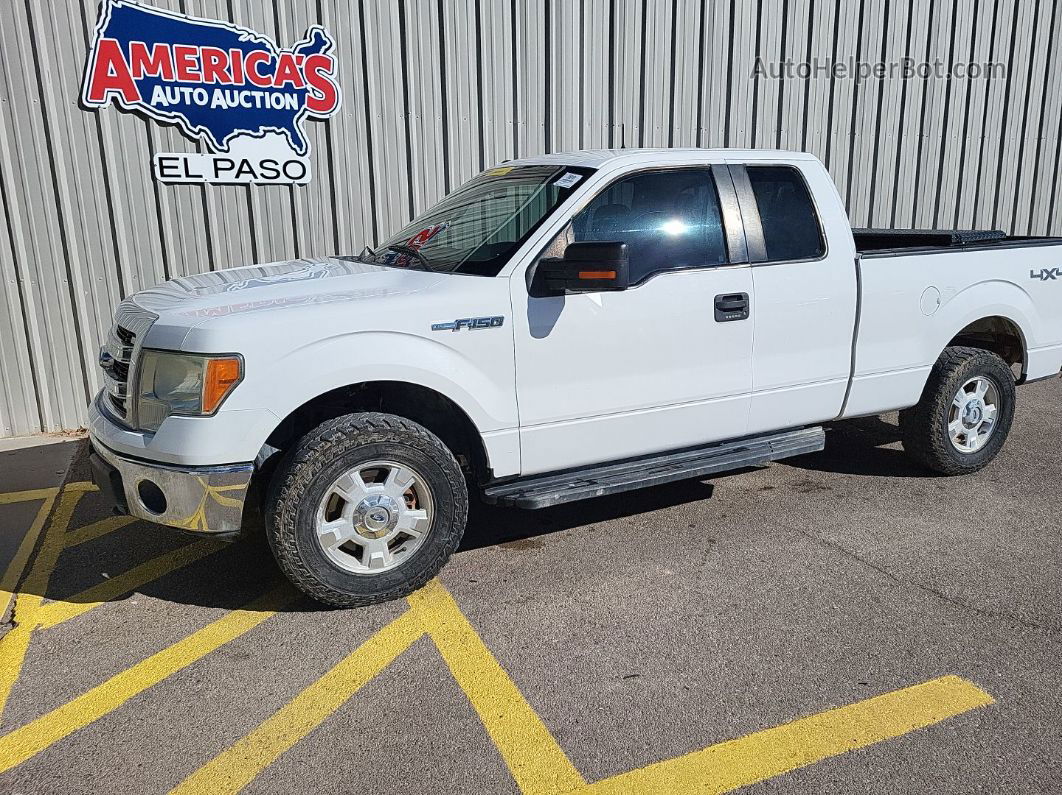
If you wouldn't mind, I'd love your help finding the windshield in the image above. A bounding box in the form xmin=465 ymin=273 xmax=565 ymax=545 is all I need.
xmin=361 ymin=165 xmax=594 ymax=276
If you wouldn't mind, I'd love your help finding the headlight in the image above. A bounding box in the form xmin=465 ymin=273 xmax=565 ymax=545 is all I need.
xmin=136 ymin=351 xmax=243 ymax=431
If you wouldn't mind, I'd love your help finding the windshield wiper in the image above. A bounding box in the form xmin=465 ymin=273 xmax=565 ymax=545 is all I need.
xmin=335 ymin=246 xmax=375 ymax=265
xmin=386 ymin=244 xmax=432 ymax=271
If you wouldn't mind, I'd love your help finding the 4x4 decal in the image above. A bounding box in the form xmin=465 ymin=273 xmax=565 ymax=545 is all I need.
xmin=1030 ymin=267 xmax=1061 ymax=281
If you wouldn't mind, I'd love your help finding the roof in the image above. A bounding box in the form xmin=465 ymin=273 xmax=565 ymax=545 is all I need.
xmin=506 ymin=147 xmax=819 ymax=169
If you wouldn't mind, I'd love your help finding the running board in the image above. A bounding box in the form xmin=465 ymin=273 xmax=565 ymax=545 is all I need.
xmin=482 ymin=426 xmax=826 ymax=509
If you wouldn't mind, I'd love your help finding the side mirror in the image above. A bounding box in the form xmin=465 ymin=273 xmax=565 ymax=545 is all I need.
xmin=532 ymin=241 xmax=630 ymax=297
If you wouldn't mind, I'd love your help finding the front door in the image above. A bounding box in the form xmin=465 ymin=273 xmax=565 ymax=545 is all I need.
xmin=511 ymin=167 xmax=755 ymax=476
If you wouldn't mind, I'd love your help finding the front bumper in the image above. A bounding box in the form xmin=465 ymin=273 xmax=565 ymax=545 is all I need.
xmin=89 ymin=441 xmax=254 ymax=537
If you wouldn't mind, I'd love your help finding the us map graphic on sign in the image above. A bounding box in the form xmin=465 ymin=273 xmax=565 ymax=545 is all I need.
xmin=81 ymin=0 xmax=341 ymax=184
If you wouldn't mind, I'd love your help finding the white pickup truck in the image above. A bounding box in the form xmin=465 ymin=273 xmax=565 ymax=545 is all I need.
xmin=88 ymin=148 xmax=1062 ymax=606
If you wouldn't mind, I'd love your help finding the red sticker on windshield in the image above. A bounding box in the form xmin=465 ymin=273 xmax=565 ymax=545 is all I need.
xmin=407 ymin=222 xmax=449 ymax=250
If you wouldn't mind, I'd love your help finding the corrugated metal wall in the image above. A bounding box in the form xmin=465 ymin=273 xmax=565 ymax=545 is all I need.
xmin=1 ymin=0 xmax=1060 ymax=437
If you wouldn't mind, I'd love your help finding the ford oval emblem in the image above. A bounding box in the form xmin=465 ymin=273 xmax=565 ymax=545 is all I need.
xmin=98 ymin=347 xmax=114 ymax=369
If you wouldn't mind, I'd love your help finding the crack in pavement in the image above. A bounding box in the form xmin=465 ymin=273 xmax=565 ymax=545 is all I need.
xmin=794 ymin=527 xmax=1062 ymax=639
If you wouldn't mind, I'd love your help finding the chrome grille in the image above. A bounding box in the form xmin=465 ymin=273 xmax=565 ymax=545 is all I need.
xmin=100 ymin=325 xmax=135 ymax=419
xmin=99 ymin=299 xmax=158 ymax=428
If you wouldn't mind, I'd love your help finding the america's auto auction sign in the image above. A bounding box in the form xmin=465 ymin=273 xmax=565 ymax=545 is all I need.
xmin=81 ymin=0 xmax=341 ymax=184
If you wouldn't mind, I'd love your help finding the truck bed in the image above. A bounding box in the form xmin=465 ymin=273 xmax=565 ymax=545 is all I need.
xmin=841 ymin=235 xmax=1062 ymax=419
xmin=853 ymin=228 xmax=1062 ymax=255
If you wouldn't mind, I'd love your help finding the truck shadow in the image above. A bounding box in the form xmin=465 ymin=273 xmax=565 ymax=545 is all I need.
xmin=784 ymin=415 xmax=932 ymax=478
xmin=24 ymin=421 xmax=928 ymax=614
xmin=460 ymin=415 xmax=932 ymax=553
xmin=460 ymin=478 xmax=721 ymax=553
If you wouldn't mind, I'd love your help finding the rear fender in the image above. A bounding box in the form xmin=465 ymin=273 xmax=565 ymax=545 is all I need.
xmin=930 ymin=281 xmax=1036 ymax=374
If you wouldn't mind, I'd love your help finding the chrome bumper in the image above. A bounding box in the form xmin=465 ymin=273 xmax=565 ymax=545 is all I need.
xmin=89 ymin=441 xmax=254 ymax=536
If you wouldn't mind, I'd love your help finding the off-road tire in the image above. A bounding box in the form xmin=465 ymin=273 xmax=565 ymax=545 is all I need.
xmin=899 ymin=346 xmax=1016 ymax=475
xmin=266 ymin=412 xmax=468 ymax=607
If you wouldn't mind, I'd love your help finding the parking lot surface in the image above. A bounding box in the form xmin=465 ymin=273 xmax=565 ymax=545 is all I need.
xmin=0 ymin=380 xmax=1059 ymax=794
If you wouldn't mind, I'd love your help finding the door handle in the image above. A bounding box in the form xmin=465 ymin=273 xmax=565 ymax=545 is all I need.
xmin=714 ymin=292 xmax=750 ymax=322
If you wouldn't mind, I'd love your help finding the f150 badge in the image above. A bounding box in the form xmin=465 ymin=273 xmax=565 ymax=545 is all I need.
xmin=1030 ymin=267 xmax=1061 ymax=281
xmin=431 ymin=316 xmax=505 ymax=332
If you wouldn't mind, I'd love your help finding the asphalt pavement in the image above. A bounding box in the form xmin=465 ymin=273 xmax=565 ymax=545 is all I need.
xmin=0 ymin=379 xmax=1059 ymax=794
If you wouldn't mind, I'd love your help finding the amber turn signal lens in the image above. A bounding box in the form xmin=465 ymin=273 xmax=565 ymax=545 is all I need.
xmin=202 ymin=357 xmax=242 ymax=413
xmin=578 ymin=270 xmax=616 ymax=280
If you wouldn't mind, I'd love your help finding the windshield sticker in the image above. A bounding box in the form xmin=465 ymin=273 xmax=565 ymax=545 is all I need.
xmin=554 ymin=172 xmax=583 ymax=189
xmin=485 ymin=166 xmax=513 ymax=176
xmin=406 ymin=222 xmax=448 ymax=250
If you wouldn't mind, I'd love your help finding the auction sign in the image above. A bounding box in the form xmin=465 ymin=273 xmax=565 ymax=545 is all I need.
xmin=81 ymin=0 xmax=341 ymax=185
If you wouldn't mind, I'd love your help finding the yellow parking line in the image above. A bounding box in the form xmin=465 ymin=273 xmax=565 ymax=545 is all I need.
xmin=583 ymin=675 xmax=994 ymax=794
xmin=0 ymin=583 xmax=295 ymax=774
xmin=35 ymin=540 xmax=225 ymax=630
xmin=407 ymin=579 xmax=588 ymax=795
xmin=0 ymin=487 xmax=86 ymax=718
xmin=0 ymin=481 xmax=90 ymax=507
xmin=0 ymin=488 xmax=59 ymax=506
xmin=62 ymin=515 xmax=138 ymax=548
xmin=170 ymin=610 xmax=423 ymax=795
xmin=0 ymin=488 xmax=999 ymax=795
xmin=66 ymin=482 xmax=99 ymax=493
xmin=0 ymin=490 xmax=58 ymax=622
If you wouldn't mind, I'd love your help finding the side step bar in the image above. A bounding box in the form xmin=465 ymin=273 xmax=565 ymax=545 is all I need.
xmin=481 ymin=426 xmax=825 ymax=509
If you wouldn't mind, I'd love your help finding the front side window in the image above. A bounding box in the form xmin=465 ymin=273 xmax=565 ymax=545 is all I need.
xmin=555 ymin=169 xmax=729 ymax=284
xmin=746 ymin=166 xmax=825 ymax=262
xmin=364 ymin=165 xmax=593 ymax=276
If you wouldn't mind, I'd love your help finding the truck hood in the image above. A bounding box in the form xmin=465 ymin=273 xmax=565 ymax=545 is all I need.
xmin=130 ymin=256 xmax=446 ymax=321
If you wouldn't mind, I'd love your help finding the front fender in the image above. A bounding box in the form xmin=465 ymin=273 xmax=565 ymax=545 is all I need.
xmin=268 ymin=330 xmax=518 ymax=432
xmin=243 ymin=329 xmax=521 ymax=476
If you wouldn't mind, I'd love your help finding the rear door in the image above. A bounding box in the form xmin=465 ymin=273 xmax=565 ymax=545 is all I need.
xmin=510 ymin=166 xmax=756 ymax=475
xmin=727 ymin=161 xmax=858 ymax=432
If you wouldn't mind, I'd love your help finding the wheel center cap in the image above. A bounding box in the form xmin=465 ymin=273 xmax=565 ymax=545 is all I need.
xmin=963 ymin=400 xmax=983 ymax=428
xmin=354 ymin=495 xmax=400 ymax=539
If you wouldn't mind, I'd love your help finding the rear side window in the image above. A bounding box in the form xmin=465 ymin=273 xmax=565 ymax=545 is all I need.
xmin=746 ymin=166 xmax=825 ymax=262
xmin=566 ymin=169 xmax=728 ymax=284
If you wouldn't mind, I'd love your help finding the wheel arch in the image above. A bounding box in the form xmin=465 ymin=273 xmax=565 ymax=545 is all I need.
xmin=944 ymin=315 xmax=1027 ymax=379
xmin=263 ymin=380 xmax=495 ymax=484
xmin=928 ymin=280 xmax=1043 ymax=382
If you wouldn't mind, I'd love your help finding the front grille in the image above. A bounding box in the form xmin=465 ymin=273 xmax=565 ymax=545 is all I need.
xmin=102 ymin=325 xmax=136 ymax=419
xmin=99 ymin=298 xmax=158 ymax=428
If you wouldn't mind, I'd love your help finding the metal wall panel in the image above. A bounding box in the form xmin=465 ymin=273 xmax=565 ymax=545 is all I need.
xmin=1 ymin=0 xmax=1060 ymax=437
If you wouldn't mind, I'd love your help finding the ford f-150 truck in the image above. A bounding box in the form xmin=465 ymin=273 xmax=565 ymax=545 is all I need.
xmin=88 ymin=148 xmax=1062 ymax=606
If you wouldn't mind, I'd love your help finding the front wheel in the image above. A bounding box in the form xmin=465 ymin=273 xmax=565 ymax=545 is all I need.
xmin=899 ymin=346 xmax=1016 ymax=475
xmin=266 ymin=412 xmax=468 ymax=607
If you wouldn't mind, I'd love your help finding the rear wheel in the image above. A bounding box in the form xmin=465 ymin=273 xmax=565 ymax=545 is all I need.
xmin=266 ymin=412 xmax=468 ymax=607
xmin=900 ymin=346 xmax=1016 ymax=475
